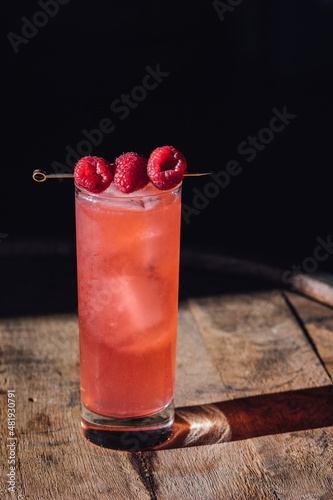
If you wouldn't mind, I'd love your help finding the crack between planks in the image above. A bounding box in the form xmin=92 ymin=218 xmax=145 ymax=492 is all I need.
xmin=282 ymin=291 xmax=333 ymax=383
xmin=129 ymin=451 xmax=158 ymax=500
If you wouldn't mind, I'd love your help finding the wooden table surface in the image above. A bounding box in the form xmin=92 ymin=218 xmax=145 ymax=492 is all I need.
xmin=1 ymin=264 xmax=333 ymax=499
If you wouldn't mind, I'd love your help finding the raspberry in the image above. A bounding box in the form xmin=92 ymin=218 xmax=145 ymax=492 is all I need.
xmin=74 ymin=156 xmax=113 ymax=193
xmin=147 ymin=146 xmax=187 ymax=190
xmin=114 ymin=152 xmax=149 ymax=193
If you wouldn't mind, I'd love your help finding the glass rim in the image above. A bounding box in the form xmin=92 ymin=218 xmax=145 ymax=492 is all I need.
xmin=74 ymin=180 xmax=182 ymax=200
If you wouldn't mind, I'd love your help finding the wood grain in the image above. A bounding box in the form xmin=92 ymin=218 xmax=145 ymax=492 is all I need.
xmin=147 ymin=429 xmax=333 ymax=500
xmin=174 ymin=304 xmax=226 ymax=406
xmin=188 ymin=291 xmax=330 ymax=396
xmin=0 ymin=315 xmax=150 ymax=499
xmin=0 ymin=290 xmax=332 ymax=499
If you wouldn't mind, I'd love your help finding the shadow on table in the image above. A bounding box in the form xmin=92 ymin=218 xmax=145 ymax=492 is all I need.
xmin=2 ymin=238 xmax=332 ymax=317
xmin=0 ymin=254 xmax=275 ymax=318
xmin=155 ymin=385 xmax=333 ymax=450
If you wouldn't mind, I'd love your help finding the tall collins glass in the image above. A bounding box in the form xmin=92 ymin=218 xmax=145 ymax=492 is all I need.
xmin=75 ymin=180 xmax=182 ymax=450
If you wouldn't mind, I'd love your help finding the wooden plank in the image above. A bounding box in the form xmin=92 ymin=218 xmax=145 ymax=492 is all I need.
xmin=149 ymin=429 xmax=333 ymax=500
xmin=0 ymin=315 xmax=150 ymax=500
xmin=175 ymin=302 xmax=226 ymax=406
xmin=188 ymin=290 xmax=330 ymax=397
xmin=285 ymin=291 xmax=333 ymax=379
xmin=1 ymin=290 xmax=332 ymax=499
xmin=154 ymin=292 xmax=333 ymax=498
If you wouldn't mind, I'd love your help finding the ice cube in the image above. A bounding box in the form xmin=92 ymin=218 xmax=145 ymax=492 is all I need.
xmin=116 ymin=274 xmax=162 ymax=331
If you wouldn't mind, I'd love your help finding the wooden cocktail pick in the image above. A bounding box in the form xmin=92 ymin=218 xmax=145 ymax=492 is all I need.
xmin=32 ymin=170 xmax=74 ymax=182
xmin=32 ymin=169 xmax=211 ymax=182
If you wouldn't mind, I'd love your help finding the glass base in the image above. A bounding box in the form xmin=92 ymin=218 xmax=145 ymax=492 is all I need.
xmin=81 ymin=401 xmax=174 ymax=451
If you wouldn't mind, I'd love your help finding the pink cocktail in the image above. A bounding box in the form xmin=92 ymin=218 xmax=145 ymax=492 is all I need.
xmin=75 ymin=181 xmax=181 ymax=449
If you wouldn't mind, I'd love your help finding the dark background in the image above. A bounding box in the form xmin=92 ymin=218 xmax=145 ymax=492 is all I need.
xmin=1 ymin=0 xmax=333 ymax=315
